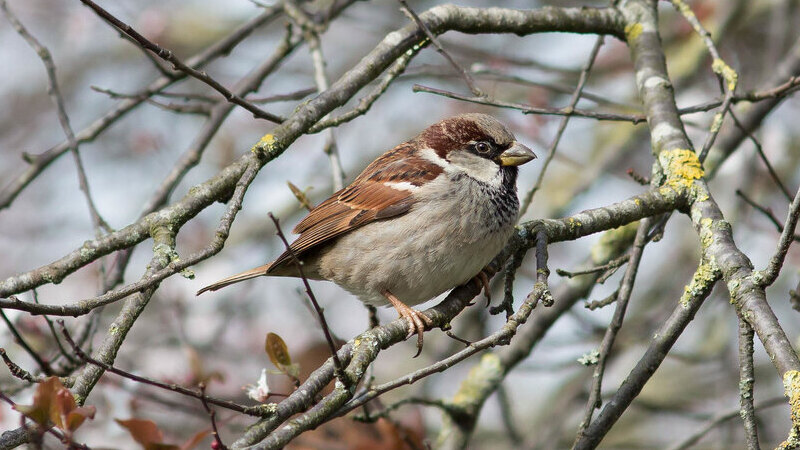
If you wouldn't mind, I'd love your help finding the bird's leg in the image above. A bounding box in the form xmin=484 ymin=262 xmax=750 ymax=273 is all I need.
xmin=381 ymin=289 xmax=433 ymax=357
xmin=471 ymin=268 xmax=493 ymax=306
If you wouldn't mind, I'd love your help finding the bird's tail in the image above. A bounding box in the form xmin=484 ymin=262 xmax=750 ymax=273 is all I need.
xmin=196 ymin=264 xmax=271 ymax=295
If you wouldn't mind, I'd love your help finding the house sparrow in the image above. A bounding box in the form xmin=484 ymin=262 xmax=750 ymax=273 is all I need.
xmin=198 ymin=113 xmax=536 ymax=355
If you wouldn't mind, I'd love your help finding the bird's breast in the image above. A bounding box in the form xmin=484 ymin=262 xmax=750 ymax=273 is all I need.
xmin=316 ymin=174 xmax=519 ymax=307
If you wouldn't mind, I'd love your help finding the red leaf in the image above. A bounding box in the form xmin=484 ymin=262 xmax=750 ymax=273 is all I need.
xmin=50 ymin=387 xmax=76 ymax=430
xmin=13 ymin=376 xmax=87 ymax=430
xmin=116 ymin=418 xmax=165 ymax=447
xmin=65 ymin=406 xmax=96 ymax=432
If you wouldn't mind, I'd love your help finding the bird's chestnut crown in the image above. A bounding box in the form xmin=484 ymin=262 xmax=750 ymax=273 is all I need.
xmin=419 ymin=113 xmax=535 ymax=167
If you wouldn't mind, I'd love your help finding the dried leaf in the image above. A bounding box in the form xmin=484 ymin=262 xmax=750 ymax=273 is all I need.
xmin=13 ymin=376 xmax=93 ymax=433
xmin=13 ymin=377 xmax=58 ymax=426
xmin=265 ymin=332 xmax=293 ymax=369
xmin=65 ymin=406 xmax=96 ymax=432
xmin=287 ymin=181 xmax=313 ymax=211
xmin=51 ymin=388 xmax=76 ymax=430
xmin=116 ymin=418 xmax=165 ymax=448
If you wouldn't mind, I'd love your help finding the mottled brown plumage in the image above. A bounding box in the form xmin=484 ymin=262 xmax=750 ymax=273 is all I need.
xmin=198 ymin=113 xmax=536 ymax=355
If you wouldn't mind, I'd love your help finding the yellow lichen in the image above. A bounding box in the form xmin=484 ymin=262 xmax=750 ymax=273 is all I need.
xmin=624 ymin=23 xmax=643 ymax=42
xmin=659 ymin=149 xmax=704 ymax=190
xmin=781 ymin=370 xmax=800 ymax=448
xmin=709 ymin=112 xmax=724 ymax=133
xmin=712 ymin=58 xmax=738 ymax=92
xmin=672 ymin=0 xmax=695 ymax=20
xmin=679 ymin=258 xmax=719 ymax=308
xmin=698 ymin=217 xmax=715 ymax=249
xmin=251 ymin=133 xmax=277 ymax=154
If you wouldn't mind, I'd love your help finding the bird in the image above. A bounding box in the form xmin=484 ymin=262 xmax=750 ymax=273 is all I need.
xmin=197 ymin=113 xmax=536 ymax=355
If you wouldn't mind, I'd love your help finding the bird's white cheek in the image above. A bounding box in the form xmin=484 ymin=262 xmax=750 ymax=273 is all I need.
xmin=446 ymin=151 xmax=502 ymax=187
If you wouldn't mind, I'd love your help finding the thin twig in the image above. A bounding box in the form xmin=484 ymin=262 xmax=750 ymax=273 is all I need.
xmin=353 ymin=396 xmax=457 ymax=422
xmin=670 ymin=0 xmax=738 ymax=162
xmin=284 ymin=0 xmax=345 ymax=190
xmin=737 ymin=317 xmax=760 ymax=450
xmin=337 ymin=282 xmax=548 ymax=418
xmin=730 ymin=111 xmax=793 ymax=201
xmin=398 ymin=0 xmax=482 ymax=96
xmin=0 ymin=390 xmax=89 ymax=450
xmin=0 ymin=0 xmax=111 ymax=235
xmin=626 ymin=168 xmax=651 ymax=185
xmin=533 ymin=230 xmax=554 ymax=307
xmin=520 ymin=36 xmax=605 ymax=216
xmin=584 ymin=289 xmax=619 ymax=311
xmin=557 ymin=254 xmax=629 ymax=279
xmin=57 ymin=322 xmax=268 ymax=416
xmin=99 ymin=87 xmax=317 ymax=104
xmin=413 ymin=84 xmax=648 ymax=123
xmin=32 ymin=289 xmax=77 ymax=367
xmin=736 ymin=190 xmax=800 ymax=242
xmin=466 ymin=65 xmax=636 ymax=109
xmin=757 ymin=184 xmax=800 ymax=286
xmin=667 ymin=397 xmax=786 ymax=450
xmin=574 ymin=258 xmax=722 ymax=450
xmin=308 ymin=49 xmax=416 ymax=133
xmin=199 ymin=383 xmax=229 ymax=450
xmin=77 ymin=0 xmax=284 ymax=124
xmin=0 ymin=6 xmax=283 ymax=211
xmin=575 ymin=218 xmax=650 ymax=441
xmin=92 ymin=86 xmax=213 ymax=115
xmin=246 ymin=87 xmax=318 ymax=103
xmin=267 ymin=213 xmax=347 ymax=385
xmin=491 ymin=248 xmax=524 ymax=318
xmin=0 ymin=307 xmax=53 ymax=375
xmin=139 ymin=25 xmax=301 ymax=215
xmin=0 ymin=348 xmax=40 ymax=383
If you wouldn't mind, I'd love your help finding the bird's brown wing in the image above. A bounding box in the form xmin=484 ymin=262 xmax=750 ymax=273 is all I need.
xmin=268 ymin=143 xmax=439 ymax=271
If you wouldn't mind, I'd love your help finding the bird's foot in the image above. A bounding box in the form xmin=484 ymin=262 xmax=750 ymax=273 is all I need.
xmin=382 ymin=289 xmax=433 ymax=357
xmin=472 ymin=268 xmax=493 ymax=306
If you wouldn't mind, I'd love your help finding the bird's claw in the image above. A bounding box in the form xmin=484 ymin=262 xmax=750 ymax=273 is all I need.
xmin=472 ymin=269 xmax=492 ymax=306
xmin=382 ymin=289 xmax=434 ymax=357
xmin=398 ymin=306 xmax=433 ymax=357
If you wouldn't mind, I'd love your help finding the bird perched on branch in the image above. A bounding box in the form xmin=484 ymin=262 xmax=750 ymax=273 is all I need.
xmin=198 ymin=113 xmax=536 ymax=355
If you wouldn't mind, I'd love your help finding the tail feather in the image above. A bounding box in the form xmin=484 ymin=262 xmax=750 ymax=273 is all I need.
xmin=196 ymin=264 xmax=271 ymax=295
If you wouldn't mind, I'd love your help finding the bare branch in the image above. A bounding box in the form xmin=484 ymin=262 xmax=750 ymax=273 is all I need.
xmin=756 ymin=184 xmax=800 ymax=286
xmin=267 ymin=213 xmax=347 ymax=385
xmin=0 ymin=6 xmax=283 ymax=210
xmin=575 ymin=218 xmax=650 ymax=440
xmin=59 ymin=322 xmax=265 ymax=416
xmin=398 ymin=0 xmax=483 ymax=96
xmin=574 ymin=259 xmax=721 ymax=449
xmin=77 ymin=0 xmax=285 ymax=123
xmin=520 ymin=35 xmax=605 ymax=216
xmin=413 ymin=83 xmax=647 ymax=123
xmin=737 ymin=318 xmax=760 ymax=450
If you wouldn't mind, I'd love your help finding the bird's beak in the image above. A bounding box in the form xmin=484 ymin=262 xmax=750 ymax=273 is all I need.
xmin=498 ymin=142 xmax=537 ymax=166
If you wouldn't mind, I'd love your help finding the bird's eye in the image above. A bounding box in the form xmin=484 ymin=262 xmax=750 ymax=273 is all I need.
xmin=474 ymin=142 xmax=491 ymax=154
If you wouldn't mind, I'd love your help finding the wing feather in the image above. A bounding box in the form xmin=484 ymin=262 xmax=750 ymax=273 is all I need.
xmin=269 ymin=143 xmax=438 ymax=272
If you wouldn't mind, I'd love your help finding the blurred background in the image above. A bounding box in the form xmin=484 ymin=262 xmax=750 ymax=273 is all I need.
xmin=1 ymin=0 xmax=799 ymax=448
